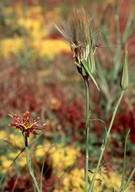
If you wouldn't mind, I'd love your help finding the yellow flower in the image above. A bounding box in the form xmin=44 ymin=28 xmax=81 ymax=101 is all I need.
xmin=54 ymin=167 xmax=134 ymax=192
xmin=18 ymin=155 xmax=26 ymax=167
xmin=8 ymin=150 xmax=26 ymax=167
xmin=35 ymin=143 xmax=80 ymax=177
xmin=35 ymin=145 xmax=46 ymax=159
xmin=8 ymin=134 xmax=24 ymax=148
xmin=0 ymin=156 xmax=13 ymax=173
xmin=49 ymin=145 xmax=80 ymax=171
xmin=8 ymin=151 xmax=21 ymax=159
xmin=17 ymin=17 xmax=46 ymax=39
xmin=0 ymin=130 xmax=7 ymax=140
xmin=34 ymin=39 xmax=70 ymax=59
xmin=0 ymin=38 xmax=24 ymax=57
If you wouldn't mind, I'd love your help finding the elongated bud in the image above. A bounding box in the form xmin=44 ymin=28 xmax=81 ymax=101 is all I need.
xmin=89 ymin=49 xmax=96 ymax=74
xmin=120 ymin=49 xmax=129 ymax=90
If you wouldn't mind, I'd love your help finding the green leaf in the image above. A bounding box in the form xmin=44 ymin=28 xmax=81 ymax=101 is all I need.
xmin=82 ymin=59 xmax=100 ymax=90
xmin=90 ymin=51 xmax=96 ymax=74
xmin=120 ymin=129 xmax=130 ymax=191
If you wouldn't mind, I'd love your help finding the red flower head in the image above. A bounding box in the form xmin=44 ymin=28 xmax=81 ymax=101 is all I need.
xmin=9 ymin=111 xmax=45 ymax=137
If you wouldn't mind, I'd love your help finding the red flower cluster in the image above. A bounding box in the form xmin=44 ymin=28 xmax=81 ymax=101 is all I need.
xmin=9 ymin=111 xmax=45 ymax=137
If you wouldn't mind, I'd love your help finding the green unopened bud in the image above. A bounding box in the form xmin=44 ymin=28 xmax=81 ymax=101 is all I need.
xmin=120 ymin=49 xmax=129 ymax=90
xmin=89 ymin=49 xmax=96 ymax=74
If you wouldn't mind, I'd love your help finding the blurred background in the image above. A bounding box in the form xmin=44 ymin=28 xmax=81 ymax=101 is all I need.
xmin=0 ymin=0 xmax=135 ymax=191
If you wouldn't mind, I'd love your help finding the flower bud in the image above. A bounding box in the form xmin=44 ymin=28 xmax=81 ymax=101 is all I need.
xmin=120 ymin=49 xmax=129 ymax=90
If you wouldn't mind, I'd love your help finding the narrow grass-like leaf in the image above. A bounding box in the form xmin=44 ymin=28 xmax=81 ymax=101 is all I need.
xmin=120 ymin=167 xmax=135 ymax=192
xmin=89 ymin=51 xmax=96 ymax=74
xmin=123 ymin=3 xmax=134 ymax=43
xmin=25 ymin=146 xmax=41 ymax=192
xmin=120 ymin=129 xmax=130 ymax=191
xmin=40 ymin=152 xmax=47 ymax=191
xmin=82 ymin=59 xmax=100 ymax=90
xmin=102 ymin=127 xmax=107 ymax=147
xmin=0 ymin=133 xmax=43 ymax=189
xmin=114 ymin=0 xmax=121 ymax=45
xmin=48 ymin=161 xmax=77 ymax=192
xmin=88 ymin=90 xmax=124 ymax=192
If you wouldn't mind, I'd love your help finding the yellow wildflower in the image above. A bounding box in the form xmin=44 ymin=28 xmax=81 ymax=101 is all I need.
xmin=48 ymin=145 xmax=79 ymax=171
xmin=34 ymin=39 xmax=70 ymax=59
xmin=0 ymin=156 xmax=12 ymax=172
xmin=0 ymin=38 xmax=24 ymax=57
xmin=0 ymin=130 xmax=7 ymax=140
xmin=35 ymin=145 xmax=47 ymax=160
xmin=18 ymin=155 xmax=26 ymax=167
xmin=8 ymin=151 xmax=21 ymax=159
xmin=54 ymin=168 xmax=134 ymax=192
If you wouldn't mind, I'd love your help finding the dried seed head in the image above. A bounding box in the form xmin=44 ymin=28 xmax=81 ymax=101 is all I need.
xmin=56 ymin=8 xmax=94 ymax=76
xmin=69 ymin=8 xmax=90 ymax=47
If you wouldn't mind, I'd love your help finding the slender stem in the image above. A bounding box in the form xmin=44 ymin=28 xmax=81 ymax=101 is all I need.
xmin=114 ymin=0 xmax=121 ymax=46
xmin=40 ymin=153 xmax=47 ymax=191
xmin=123 ymin=2 xmax=134 ymax=43
xmin=107 ymin=91 xmax=124 ymax=136
xmin=84 ymin=77 xmax=90 ymax=192
xmin=88 ymin=90 xmax=124 ymax=192
xmin=25 ymin=147 xmax=41 ymax=192
xmin=23 ymin=134 xmax=41 ymax=192
xmin=120 ymin=166 xmax=135 ymax=192
xmin=113 ymin=0 xmax=122 ymax=80
xmin=0 ymin=134 xmax=43 ymax=189
xmin=24 ymin=131 xmax=28 ymax=147
xmin=120 ymin=129 xmax=130 ymax=191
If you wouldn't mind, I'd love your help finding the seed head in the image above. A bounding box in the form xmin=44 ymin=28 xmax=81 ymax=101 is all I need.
xmin=56 ymin=8 xmax=94 ymax=77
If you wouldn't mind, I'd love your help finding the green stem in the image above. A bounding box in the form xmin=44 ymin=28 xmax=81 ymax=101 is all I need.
xmin=40 ymin=153 xmax=46 ymax=191
xmin=120 ymin=129 xmax=130 ymax=191
xmin=123 ymin=2 xmax=134 ymax=43
xmin=88 ymin=90 xmax=124 ymax=192
xmin=24 ymin=135 xmax=41 ymax=192
xmin=113 ymin=0 xmax=122 ymax=80
xmin=120 ymin=166 xmax=135 ymax=192
xmin=114 ymin=0 xmax=121 ymax=46
xmin=0 ymin=133 xmax=43 ymax=189
xmin=84 ymin=77 xmax=90 ymax=192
